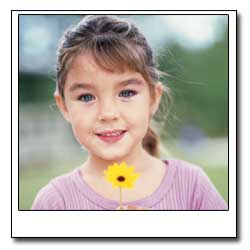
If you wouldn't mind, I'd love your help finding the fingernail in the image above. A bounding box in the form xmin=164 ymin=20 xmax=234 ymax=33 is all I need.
xmin=127 ymin=205 xmax=136 ymax=210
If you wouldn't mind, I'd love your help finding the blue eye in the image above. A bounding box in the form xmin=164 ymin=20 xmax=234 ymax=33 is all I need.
xmin=79 ymin=94 xmax=95 ymax=102
xmin=119 ymin=90 xmax=137 ymax=98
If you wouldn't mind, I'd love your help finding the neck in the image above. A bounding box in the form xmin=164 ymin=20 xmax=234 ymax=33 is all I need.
xmin=82 ymin=145 xmax=155 ymax=176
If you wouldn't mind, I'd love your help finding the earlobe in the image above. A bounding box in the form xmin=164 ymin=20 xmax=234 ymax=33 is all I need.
xmin=54 ymin=92 xmax=71 ymax=123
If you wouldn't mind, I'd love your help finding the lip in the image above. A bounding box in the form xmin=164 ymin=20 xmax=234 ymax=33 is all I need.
xmin=96 ymin=129 xmax=127 ymax=143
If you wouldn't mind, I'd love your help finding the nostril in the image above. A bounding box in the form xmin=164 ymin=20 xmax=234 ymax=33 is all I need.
xmin=98 ymin=112 xmax=118 ymax=121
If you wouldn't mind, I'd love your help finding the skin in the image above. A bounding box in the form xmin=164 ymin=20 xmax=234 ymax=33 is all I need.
xmin=55 ymin=53 xmax=166 ymax=206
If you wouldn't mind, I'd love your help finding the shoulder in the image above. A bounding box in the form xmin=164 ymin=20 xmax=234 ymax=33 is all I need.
xmin=31 ymin=181 xmax=65 ymax=210
xmin=168 ymin=159 xmax=216 ymax=191
xmin=167 ymin=159 xmax=201 ymax=180
xmin=169 ymin=159 xmax=227 ymax=210
xmin=31 ymin=169 xmax=77 ymax=210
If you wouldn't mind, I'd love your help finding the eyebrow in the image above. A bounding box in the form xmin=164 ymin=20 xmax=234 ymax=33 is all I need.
xmin=68 ymin=78 xmax=144 ymax=93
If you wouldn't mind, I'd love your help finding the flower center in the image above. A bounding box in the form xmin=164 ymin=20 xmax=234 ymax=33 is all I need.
xmin=117 ymin=176 xmax=125 ymax=182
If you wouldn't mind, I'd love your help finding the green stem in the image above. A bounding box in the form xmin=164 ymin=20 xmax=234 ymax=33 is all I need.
xmin=119 ymin=187 xmax=123 ymax=210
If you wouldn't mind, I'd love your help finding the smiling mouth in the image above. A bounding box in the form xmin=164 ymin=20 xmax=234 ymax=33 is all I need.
xmin=95 ymin=130 xmax=127 ymax=137
xmin=95 ymin=130 xmax=127 ymax=143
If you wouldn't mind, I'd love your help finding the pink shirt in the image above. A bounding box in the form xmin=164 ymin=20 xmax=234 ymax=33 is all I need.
xmin=31 ymin=159 xmax=228 ymax=210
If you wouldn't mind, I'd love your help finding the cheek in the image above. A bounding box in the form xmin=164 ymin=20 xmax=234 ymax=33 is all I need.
xmin=126 ymin=103 xmax=151 ymax=131
xmin=68 ymin=102 xmax=96 ymax=125
xmin=129 ymin=98 xmax=151 ymax=121
xmin=68 ymin=108 xmax=95 ymax=138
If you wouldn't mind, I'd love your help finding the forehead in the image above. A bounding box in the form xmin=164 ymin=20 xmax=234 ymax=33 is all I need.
xmin=65 ymin=53 xmax=147 ymax=89
xmin=70 ymin=53 xmax=111 ymax=75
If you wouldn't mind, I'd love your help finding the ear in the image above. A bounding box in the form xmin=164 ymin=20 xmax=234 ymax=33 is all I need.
xmin=150 ymin=82 xmax=163 ymax=116
xmin=54 ymin=91 xmax=71 ymax=123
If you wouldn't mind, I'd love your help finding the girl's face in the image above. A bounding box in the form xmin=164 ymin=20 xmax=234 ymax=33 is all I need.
xmin=55 ymin=53 xmax=162 ymax=162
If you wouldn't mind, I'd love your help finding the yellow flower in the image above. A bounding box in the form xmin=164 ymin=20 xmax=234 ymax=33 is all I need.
xmin=104 ymin=162 xmax=140 ymax=189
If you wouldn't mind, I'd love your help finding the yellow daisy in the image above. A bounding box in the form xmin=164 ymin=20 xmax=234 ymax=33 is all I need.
xmin=103 ymin=162 xmax=140 ymax=189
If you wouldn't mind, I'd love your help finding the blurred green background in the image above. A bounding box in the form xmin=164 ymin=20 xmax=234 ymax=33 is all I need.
xmin=19 ymin=15 xmax=228 ymax=209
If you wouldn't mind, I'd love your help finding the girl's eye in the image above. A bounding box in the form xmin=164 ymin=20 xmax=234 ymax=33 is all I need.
xmin=79 ymin=94 xmax=95 ymax=102
xmin=119 ymin=90 xmax=137 ymax=98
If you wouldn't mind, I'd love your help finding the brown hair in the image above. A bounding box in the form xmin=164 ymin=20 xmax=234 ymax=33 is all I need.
xmin=56 ymin=15 xmax=169 ymax=157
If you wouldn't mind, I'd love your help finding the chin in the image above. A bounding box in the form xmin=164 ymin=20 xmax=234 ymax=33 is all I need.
xmin=96 ymin=149 xmax=130 ymax=162
xmin=100 ymin=154 xmax=126 ymax=162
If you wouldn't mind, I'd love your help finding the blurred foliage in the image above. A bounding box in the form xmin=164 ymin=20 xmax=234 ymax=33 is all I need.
xmin=158 ymin=30 xmax=228 ymax=138
xmin=19 ymin=73 xmax=55 ymax=103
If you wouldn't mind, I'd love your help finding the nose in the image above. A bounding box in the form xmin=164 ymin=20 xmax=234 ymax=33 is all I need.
xmin=98 ymin=98 xmax=119 ymax=121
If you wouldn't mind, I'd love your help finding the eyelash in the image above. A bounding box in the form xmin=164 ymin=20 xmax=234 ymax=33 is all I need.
xmin=119 ymin=90 xmax=137 ymax=98
xmin=78 ymin=94 xmax=95 ymax=103
xmin=78 ymin=90 xmax=138 ymax=103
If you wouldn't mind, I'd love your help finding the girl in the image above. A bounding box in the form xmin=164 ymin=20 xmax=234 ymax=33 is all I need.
xmin=31 ymin=15 xmax=227 ymax=210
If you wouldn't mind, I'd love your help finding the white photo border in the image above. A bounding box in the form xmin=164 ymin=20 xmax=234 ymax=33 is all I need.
xmin=12 ymin=10 xmax=237 ymax=238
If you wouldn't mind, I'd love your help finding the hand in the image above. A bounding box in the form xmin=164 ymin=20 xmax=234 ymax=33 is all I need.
xmin=116 ymin=205 xmax=151 ymax=210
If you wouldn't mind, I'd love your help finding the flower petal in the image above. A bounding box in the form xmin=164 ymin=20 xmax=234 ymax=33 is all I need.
xmin=103 ymin=162 xmax=140 ymax=190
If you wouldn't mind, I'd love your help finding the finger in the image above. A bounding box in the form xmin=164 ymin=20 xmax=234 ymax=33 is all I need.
xmin=115 ymin=205 xmax=151 ymax=210
xmin=127 ymin=205 xmax=151 ymax=210
xmin=115 ymin=205 xmax=126 ymax=210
